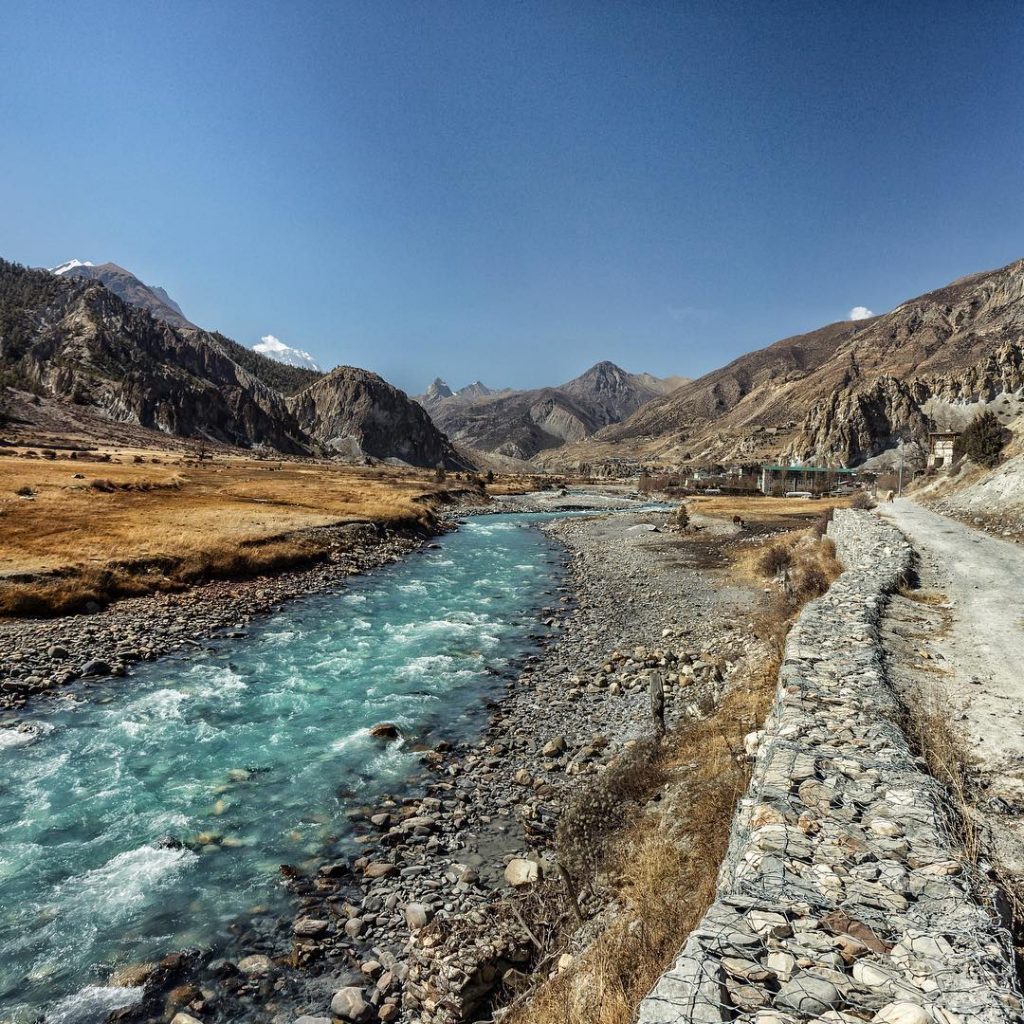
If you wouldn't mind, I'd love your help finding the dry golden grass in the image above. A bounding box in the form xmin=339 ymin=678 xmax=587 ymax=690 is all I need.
xmin=729 ymin=525 xmax=842 ymax=595
xmin=898 ymin=586 xmax=949 ymax=606
xmin=901 ymin=683 xmax=980 ymax=863
xmin=485 ymin=474 xmax=565 ymax=496
xmin=688 ymin=493 xmax=851 ymax=527
xmin=0 ymin=447 xmax=463 ymax=615
xmin=508 ymin=538 xmax=840 ymax=1024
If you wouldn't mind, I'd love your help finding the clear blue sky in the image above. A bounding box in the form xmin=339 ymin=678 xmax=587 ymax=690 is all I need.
xmin=2 ymin=2 xmax=1022 ymax=393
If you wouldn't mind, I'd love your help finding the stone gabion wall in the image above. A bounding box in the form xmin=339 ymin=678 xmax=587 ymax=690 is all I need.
xmin=638 ymin=509 xmax=1021 ymax=1024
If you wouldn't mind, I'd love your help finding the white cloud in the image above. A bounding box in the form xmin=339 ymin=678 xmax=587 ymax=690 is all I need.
xmin=849 ymin=305 xmax=875 ymax=321
xmin=253 ymin=334 xmax=322 ymax=371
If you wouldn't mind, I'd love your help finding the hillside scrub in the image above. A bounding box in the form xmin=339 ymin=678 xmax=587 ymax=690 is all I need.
xmin=503 ymin=530 xmax=843 ymax=1024
xmin=956 ymin=410 xmax=1011 ymax=468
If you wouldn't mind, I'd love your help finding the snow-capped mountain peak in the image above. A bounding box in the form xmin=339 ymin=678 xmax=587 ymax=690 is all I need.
xmin=253 ymin=334 xmax=321 ymax=372
xmin=51 ymin=258 xmax=94 ymax=275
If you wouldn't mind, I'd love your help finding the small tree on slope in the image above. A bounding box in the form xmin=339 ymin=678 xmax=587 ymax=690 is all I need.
xmin=956 ymin=411 xmax=1009 ymax=468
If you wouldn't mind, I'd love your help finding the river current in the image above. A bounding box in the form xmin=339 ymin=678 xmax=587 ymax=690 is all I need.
xmin=0 ymin=513 xmax=571 ymax=1023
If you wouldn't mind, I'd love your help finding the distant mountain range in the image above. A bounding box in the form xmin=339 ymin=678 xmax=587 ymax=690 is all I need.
xmin=0 ymin=258 xmax=461 ymax=467
xmin=416 ymin=362 xmax=688 ymax=459
xmin=6 ymin=252 xmax=1022 ymax=474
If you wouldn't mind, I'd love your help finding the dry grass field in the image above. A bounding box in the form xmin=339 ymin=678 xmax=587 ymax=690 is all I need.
xmin=0 ymin=445 xmax=470 ymax=615
xmin=687 ymin=492 xmax=852 ymax=526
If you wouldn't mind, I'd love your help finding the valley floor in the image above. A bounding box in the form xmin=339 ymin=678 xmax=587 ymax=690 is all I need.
xmin=0 ymin=489 xmax=840 ymax=1024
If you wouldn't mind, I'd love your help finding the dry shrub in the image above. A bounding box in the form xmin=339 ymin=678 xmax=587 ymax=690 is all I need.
xmin=557 ymin=738 xmax=665 ymax=878
xmin=793 ymin=564 xmax=830 ymax=600
xmin=757 ymin=543 xmax=793 ymax=577
xmin=901 ymin=683 xmax=979 ymax=863
xmin=88 ymin=476 xmax=184 ymax=493
xmin=850 ymin=490 xmax=876 ymax=510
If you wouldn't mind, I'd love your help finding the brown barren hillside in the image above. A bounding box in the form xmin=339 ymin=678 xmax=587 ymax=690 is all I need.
xmin=542 ymin=257 xmax=1024 ymax=471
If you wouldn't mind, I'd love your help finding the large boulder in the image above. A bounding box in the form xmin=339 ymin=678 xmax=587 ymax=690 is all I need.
xmin=330 ymin=986 xmax=374 ymax=1023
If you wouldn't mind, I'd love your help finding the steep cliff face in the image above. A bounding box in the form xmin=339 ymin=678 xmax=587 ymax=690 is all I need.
xmin=288 ymin=367 xmax=464 ymax=467
xmin=1 ymin=261 xmax=308 ymax=451
xmin=799 ymin=376 xmax=934 ymax=463
xmin=794 ymin=260 xmax=1024 ymax=463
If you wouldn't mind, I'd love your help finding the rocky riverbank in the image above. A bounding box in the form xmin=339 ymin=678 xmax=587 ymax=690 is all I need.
xmin=105 ymin=506 xmax=763 ymax=1024
xmin=0 ymin=522 xmax=432 ymax=714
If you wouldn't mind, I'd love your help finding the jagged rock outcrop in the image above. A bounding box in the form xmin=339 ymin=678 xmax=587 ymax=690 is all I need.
xmin=288 ymin=366 xmax=465 ymax=467
xmin=799 ymin=376 xmax=935 ymax=463
xmin=422 ymin=378 xmax=454 ymax=405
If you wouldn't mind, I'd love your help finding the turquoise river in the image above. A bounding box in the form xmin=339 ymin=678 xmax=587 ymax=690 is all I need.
xmin=0 ymin=513 xmax=577 ymax=1024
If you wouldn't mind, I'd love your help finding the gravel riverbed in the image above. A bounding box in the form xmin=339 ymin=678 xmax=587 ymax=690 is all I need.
xmin=108 ymin=507 xmax=760 ymax=1024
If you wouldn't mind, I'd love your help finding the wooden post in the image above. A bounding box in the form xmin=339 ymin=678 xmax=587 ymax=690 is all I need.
xmin=558 ymin=863 xmax=584 ymax=925
xmin=649 ymin=670 xmax=666 ymax=738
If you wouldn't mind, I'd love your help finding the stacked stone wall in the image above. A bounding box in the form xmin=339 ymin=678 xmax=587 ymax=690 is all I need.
xmin=638 ymin=509 xmax=1021 ymax=1023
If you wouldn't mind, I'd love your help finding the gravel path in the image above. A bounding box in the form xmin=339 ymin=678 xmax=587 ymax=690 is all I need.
xmin=880 ymin=499 xmax=1024 ymax=770
xmin=880 ymin=498 xmax=1024 ymax=875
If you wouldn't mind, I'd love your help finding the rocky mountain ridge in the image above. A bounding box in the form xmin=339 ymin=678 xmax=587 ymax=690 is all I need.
xmin=545 ymin=257 xmax=1024 ymax=470
xmin=420 ymin=360 xmax=685 ymax=459
xmin=54 ymin=260 xmax=196 ymax=330
xmin=0 ymin=259 xmax=460 ymax=466
xmin=288 ymin=366 xmax=466 ymax=467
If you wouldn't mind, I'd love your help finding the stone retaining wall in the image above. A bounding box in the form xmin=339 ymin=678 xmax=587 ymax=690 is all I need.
xmin=638 ymin=509 xmax=1021 ymax=1024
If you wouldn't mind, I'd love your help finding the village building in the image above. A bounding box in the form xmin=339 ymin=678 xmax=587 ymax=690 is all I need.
xmin=759 ymin=463 xmax=858 ymax=496
xmin=927 ymin=431 xmax=959 ymax=470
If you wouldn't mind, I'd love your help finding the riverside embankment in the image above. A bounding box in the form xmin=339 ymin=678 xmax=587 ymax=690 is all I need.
xmin=639 ymin=509 xmax=1022 ymax=1024
xmin=0 ymin=497 xmax=765 ymax=1024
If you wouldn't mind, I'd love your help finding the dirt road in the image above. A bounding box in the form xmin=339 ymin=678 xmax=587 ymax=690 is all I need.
xmin=880 ymin=498 xmax=1024 ymax=870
